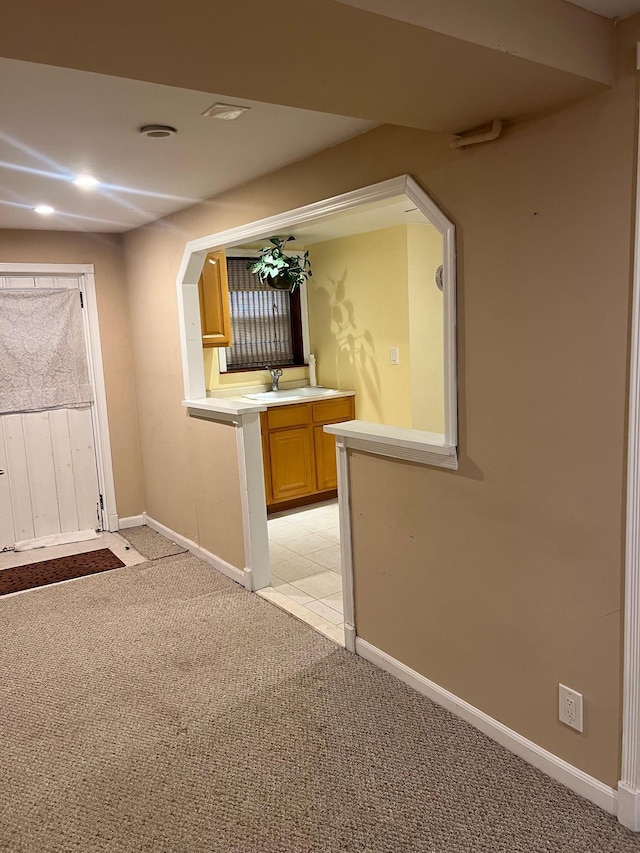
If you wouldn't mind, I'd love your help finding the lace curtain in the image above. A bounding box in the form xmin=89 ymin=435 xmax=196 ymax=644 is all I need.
xmin=0 ymin=289 xmax=93 ymax=415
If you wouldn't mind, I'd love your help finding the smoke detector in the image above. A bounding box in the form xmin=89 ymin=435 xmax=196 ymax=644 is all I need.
xmin=201 ymin=102 xmax=250 ymax=121
xmin=139 ymin=125 xmax=177 ymax=138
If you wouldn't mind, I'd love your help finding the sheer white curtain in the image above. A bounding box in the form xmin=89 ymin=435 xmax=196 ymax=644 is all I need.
xmin=0 ymin=289 xmax=93 ymax=415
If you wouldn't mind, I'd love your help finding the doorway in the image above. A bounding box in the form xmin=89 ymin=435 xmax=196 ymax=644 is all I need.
xmin=259 ymin=499 xmax=344 ymax=644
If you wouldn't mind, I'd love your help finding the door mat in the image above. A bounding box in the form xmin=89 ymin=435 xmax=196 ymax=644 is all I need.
xmin=0 ymin=549 xmax=125 ymax=597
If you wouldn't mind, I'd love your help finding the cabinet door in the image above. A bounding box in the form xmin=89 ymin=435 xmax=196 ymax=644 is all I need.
xmin=314 ymin=426 xmax=338 ymax=491
xmin=199 ymin=251 xmax=232 ymax=347
xmin=268 ymin=427 xmax=315 ymax=502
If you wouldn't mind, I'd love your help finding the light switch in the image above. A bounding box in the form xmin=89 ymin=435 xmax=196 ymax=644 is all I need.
xmin=390 ymin=347 xmax=400 ymax=365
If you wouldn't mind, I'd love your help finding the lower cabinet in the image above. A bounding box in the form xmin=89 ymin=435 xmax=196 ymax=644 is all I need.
xmin=268 ymin=427 xmax=315 ymax=502
xmin=261 ymin=395 xmax=355 ymax=511
xmin=314 ymin=425 xmax=338 ymax=492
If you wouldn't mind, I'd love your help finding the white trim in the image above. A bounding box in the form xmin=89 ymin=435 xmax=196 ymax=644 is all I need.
xmin=336 ymin=436 xmax=356 ymax=652
xmin=356 ymin=638 xmax=618 ymax=816
xmin=325 ymin=421 xmax=458 ymax=470
xmin=83 ymin=269 xmax=118 ymax=531
xmin=0 ymin=262 xmax=118 ymax=532
xmin=235 ymin=412 xmax=270 ymax=591
xmin=619 ymin=73 xmax=640 ymax=832
xmin=177 ymin=174 xmax=458 ymax=447
xmin=299 ymin=279 xmax=311 ymax=363
xmin=118 ymin=514 xmax=144 ymax=529
xmin=0 ymin=263 xmax=93 ymax=275
xmin=143 ymin=513 xmax=249 ymax=587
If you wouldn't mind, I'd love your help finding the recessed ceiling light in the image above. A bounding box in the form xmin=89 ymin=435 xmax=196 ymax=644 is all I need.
xmin=201 ymin=102 xmax=250 ymax=121
xmin=34 ymin=205 xmax=54 ymax=216
xmin=139 ymin=124 xmax=178 ymax=138
xmin=73 ymin=174 xmax=100 ymax=189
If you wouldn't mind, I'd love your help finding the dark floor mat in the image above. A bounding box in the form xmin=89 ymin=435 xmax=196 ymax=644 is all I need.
xmin=0 ymin=549 xmax=126 ymax=596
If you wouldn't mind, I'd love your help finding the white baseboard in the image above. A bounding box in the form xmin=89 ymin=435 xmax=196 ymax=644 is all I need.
xmin=344 ymin=623 xmax=356 ymax=653
xmin=618 ymin=783 xmax=640 ymax=830
xmin=355 ymin=638 xmax=617 ymax=817
xmin=118 ymin=514 xmax=144 ymax=529
xmin=143 ymin=513 xmax=248 ymax=588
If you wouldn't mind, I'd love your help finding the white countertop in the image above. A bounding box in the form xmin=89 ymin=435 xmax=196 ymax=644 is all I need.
xmin=183 ymin=387 xmax=355 ymax=418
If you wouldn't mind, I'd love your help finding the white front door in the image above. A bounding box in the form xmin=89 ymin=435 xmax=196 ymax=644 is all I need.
xmin=0 ymin=274 xmax=102 ymax=550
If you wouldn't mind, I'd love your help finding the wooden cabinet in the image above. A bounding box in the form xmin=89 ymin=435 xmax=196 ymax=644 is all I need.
xmin=268 ymin=428 xmax=315 ymax=502
xmin=261 ymin=395 xmax=355 ymax=511
xmin=314 ymin=426 xmax=338 ymax=491
xmin=198 ymin=251 xmax=232 ymax=347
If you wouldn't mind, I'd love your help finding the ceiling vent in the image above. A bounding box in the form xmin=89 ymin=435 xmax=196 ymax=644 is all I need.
xmin=139 ymin=125 xmax=177 ymax=138
xmin=201 ymin=102 xmax=250 ymax=121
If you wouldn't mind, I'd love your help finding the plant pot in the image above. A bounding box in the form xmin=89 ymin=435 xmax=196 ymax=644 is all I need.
xmin=268 ymin=273 xmax=296 ymax=292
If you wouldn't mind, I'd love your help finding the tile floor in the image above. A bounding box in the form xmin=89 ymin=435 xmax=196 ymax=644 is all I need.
xmin=257 ymin=499 xmax=344 ymax=645
xmin=0 ymin=531 xmax=146 ymax=598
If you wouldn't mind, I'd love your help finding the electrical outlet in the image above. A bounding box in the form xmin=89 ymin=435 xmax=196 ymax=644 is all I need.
xmin=559 ymin=684 xmax=584 ymax=732
xmin=390 ymin=347 xmax=400 ymax=365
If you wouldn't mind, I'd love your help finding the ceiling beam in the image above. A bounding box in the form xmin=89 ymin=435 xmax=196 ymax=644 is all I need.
xmin=0 ymin=0 xmax=614 ymax=133
xmin=333 ymin=0 xmax=615 ymax=85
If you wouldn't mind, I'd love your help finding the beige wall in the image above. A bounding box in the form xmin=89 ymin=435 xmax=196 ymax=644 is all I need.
xmin=308 ymin=225 xmax=412 ymax=426
xmin=0 ymin=230 xmax=144 ymax=518
xmin=122 ymin=226 xmax=245 ymax=569
xmin=407 ymin=223 xmax=444 ymax=433
xmin=121 ymin=14 xmax=639 ymax=787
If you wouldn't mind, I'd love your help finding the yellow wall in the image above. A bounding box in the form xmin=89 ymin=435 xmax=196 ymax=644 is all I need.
xmin=204 ymin=350 xmax=309 ymax=393
xmin=120 ymin=14 xmax=640 ymax=788
xmin=0 ymin=230 xmax=144 ymax=519
xmin=308 ymin=225 xmax=412 ymax=426
xmin=407 ymin=223 xmax=444 ymax=433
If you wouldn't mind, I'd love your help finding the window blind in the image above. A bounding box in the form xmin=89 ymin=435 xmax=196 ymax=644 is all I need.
xmin=224 ymin=258 xmax=295 ymax=370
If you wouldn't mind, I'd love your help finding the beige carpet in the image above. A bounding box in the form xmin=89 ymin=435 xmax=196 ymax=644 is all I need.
xmin=1 ymin=533 xmax=640 ymax=852
xmin=119 ymin=524 xmax=187 ymax=559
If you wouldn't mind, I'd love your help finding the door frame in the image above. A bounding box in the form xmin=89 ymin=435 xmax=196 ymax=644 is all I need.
xmin=0 ymin=262 xmax=118 ymax=533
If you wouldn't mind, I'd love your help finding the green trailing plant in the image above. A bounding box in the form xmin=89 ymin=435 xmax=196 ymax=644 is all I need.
xmin=246 ymin=236 xmax=312 ymax=292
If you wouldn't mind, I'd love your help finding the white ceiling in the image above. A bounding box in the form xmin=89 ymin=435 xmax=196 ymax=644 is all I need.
xmin=289 ymin=198 xmax=435 ymax=245
xmin=565 ymin=0 xmax=640 ymax=17
xmin=233 ymin=197 xmax=438 ymax=254
xmin=0 ymin=59 xmax=373 ymax=233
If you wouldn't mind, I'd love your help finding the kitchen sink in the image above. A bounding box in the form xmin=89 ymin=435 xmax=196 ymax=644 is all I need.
xmin=243 ymin=387 xmax=342 ymax=402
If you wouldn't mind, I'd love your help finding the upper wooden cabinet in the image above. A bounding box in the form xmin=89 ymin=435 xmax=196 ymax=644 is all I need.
xmin=198 ymin=251 xmax=232 ymax=347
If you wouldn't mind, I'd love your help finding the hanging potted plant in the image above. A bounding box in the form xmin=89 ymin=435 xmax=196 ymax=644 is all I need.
xmin=246 ymin=236 xmax=312 ymax=292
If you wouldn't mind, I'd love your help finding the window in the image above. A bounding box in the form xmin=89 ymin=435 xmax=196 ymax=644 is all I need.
xmin=223 ymin=257 xmax=304 ymax=372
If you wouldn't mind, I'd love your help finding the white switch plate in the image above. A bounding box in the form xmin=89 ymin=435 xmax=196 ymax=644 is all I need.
xmin=390 ymin=347 xmax=399 ymax=365
xmin=559 ymin=683 xmax=584 ymax=732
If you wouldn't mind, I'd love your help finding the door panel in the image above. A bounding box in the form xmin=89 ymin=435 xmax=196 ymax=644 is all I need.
xmin=67 ymin=406 xmax=100 ymax=532
xmin=0 ymin=274 xmax=101 ymax=550
xmin=49 ymin=408 xmax=81 ymax=534
xmin=2 ymin=414 xmax=34 ymax=544
xmin=23 ymin=411 xmax=60 ymax=539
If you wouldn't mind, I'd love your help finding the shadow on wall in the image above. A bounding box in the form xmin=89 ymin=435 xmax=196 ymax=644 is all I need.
xmin=312 ymin=271 xmax=382 ymax=421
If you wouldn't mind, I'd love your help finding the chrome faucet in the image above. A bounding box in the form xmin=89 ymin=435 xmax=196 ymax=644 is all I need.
xmin=266 ymin=365 xmax=283 ymax=391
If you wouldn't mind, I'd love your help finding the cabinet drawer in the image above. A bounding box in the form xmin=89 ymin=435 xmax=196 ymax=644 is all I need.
xmin=312 ymin=396 xmax=354 ymax=424
xmin=266 ymin=404 xmax=310 ymax=430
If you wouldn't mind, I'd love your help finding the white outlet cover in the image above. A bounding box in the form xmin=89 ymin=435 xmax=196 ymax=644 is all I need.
xmin=559 ymin=683 xmax=584 ymax=732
